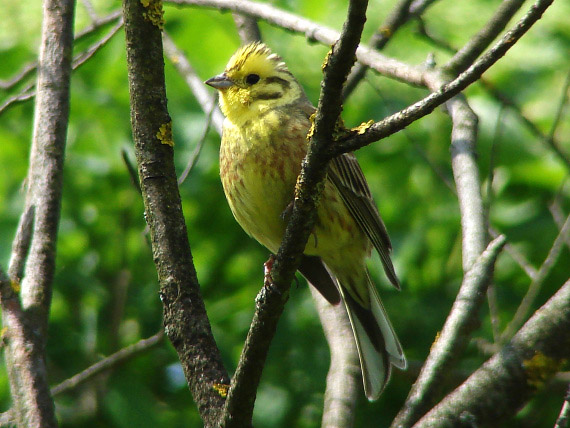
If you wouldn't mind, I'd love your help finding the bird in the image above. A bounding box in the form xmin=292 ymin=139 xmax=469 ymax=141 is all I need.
xmin=205 ymin=42 xmax=406 ymax=400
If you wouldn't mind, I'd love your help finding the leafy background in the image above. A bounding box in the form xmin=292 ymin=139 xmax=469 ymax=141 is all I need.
xmin=0 ymin=0 xmax=569 ymax=426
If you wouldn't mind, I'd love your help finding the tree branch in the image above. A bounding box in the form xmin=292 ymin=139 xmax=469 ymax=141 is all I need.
xmin=500 ymin=213 xmax=570 ymax=343
xmin=412 ymin=278 xmax=570 ymax=428
xmin=169 ymin=0 xmax=425 ymax=86
xmin=444 ymin=0 xmax=526 ymax=75
xmin=162 ymin=32 xmax=224 ymax=134
xmin=219 ymin=1 xmax=370 ymax=426
xmin=343 ymin=0 xmax=417 ymax=99
xmin=332 ymin=0 xmax=554 ymax=155
xmin=121 ymin=0 xmax=229 ymax=426
xmin=0 ymin=14 xmax=123 ymax=115
xmin=1 ymin=0 xmax=76 ymax=426
xmin=51 ymin=330 xmax=164 ymax=396
xmin=391 ymin=235 xmax=506 ymax=428
xmin=310 ymin=287 xmax=360 ymax=428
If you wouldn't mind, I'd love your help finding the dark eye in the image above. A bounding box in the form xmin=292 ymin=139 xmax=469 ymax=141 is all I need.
xmin=245 ymin=73 xmax=260 ymax=85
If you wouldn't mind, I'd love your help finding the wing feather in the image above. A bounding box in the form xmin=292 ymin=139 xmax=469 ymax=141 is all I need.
xmin=329 ymin=154 xmax=400 ymax=289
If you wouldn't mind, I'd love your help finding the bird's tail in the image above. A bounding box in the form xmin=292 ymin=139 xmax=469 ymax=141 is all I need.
xmin=338 ymin=272 xmax=407 ymax=401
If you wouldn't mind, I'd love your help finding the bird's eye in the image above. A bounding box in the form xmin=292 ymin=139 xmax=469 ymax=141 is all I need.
xmin=245 ymin=73 xmax=260 ymax=85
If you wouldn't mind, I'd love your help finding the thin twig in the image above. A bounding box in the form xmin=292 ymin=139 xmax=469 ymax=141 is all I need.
xmin=232 ymin=13 xmax=262 ymax=43
xmin=547 ymin=68 xmax=570 ymax=144
xmin=0 ymin=9 xmax=121 ymax=92
xmin=500 ymin=213 xmax=570 ymax=343
xmin=178 ymin=94 xmax=216 ymax=185
xmin=334 ymin=0 xmax=555 ymax=155
xmin=444 ymin=0 xmax=526 ymax=75
xmin=121 ymin=148 xmax=142 ymax=194
xmin=7 ymin=206 xmax=36 ymax=284
xmin=391 ymin=235 xmax=506 ymax=428
xmin=0 ymin=17 xmax=123 ymax=116
xmin=481 ymin=78 xmax=570 ymax=169
xmin=51 ymin=330 xmax=165 ymax=395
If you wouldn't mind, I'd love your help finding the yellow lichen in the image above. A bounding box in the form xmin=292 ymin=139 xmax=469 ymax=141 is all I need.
xmin=351 ymin=119 xmax=374 ymax=135
xmin=10 ymin=279 xmax=20 ymax=293
xmin=156 ymin=121 xmax=174 ymax=147
xmin=522 ymin=352 xmax=565 ymax=389
xmin=213 ymin=382 xmax=229 ymax=398
xmin=140 ymin=0 xmax=165 ymax=30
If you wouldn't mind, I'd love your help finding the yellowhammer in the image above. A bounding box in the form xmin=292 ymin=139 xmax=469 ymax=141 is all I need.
xmin=206 ymin=42 xmax=406 ymax=400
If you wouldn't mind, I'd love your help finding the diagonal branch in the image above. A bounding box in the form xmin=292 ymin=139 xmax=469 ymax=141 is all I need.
xmin=219 ymin=1 xmax=370 ymax=426
xmin=444 ymin=0 xmax=526 ymax=75
xmin=413 ymin=278 xmax=570 ymax=428
xmin=391 ymin=235 xmax=506 ymax=428
xmin=500 ymin=213 xmax=570 ymax=343
xmin=333 ymin=0 xmax=554 ymax=155
xmin=169 ymin=0 xmax=425 ymax=86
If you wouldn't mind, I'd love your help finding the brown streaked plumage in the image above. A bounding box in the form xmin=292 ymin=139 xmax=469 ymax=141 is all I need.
xmin=206 ymin=42 xmax=406 ymax=400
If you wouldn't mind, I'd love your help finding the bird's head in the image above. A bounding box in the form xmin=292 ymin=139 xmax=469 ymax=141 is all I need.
xmin=206 ymin=43 xmax=305 ymax=125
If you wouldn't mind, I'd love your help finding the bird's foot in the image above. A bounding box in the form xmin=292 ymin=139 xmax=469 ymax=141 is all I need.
xmin=263 ymin=254 xmax=276 ymax=288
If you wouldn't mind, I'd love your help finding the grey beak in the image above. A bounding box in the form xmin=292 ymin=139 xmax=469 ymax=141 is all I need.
xmin=205 ymin=73 xmax=234 ymax=89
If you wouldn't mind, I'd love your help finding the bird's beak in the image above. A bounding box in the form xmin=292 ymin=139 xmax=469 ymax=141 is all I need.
xmin=205 ymin=73 xmax=234 ymax=90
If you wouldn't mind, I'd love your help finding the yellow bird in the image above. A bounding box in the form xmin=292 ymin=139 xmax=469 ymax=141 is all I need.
xmin=206 ymin=42 xmax=406 ymax=400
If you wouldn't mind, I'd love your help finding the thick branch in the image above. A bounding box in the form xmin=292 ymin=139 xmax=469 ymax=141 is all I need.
xmin=219 ymin=1 xmax=370 ymax=426
xmin=412 ymin=279 xmax=570 ymax=428
xmin=121 ymin=0 xmax=229 ymax=426
xmin=391 ymin=235 xmax=506 ymax=428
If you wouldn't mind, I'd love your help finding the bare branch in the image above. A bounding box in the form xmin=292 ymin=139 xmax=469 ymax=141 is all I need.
xmin=121 ymin=0 xmax=229 ymax=425
xmin=162 ymin=31 xmax=224 ymax=134
xmin=7 ymin=206 xmax=35 ymax=284
xmin=500 ymin=214 xmax=570 ymax=343
xmin=232 ymin=13 xmax=262 ymax=43
xmin=178 ymin=96 xmax=216 ymax=185
xmin=220 ymin=1 xmax=370 ymax=425
xmin=169 ymin=0 xmax=425 ymax=86
xmin=343 ymin=0 xmax=416 ymax=98
xmin=0 ymin=14 xmax=123 ymax=116
xmin=490 ymin=226 xmax=538 ymax=280
xmin=310 ymin=287 xmax=359 ymax=428
xmin=413 ymin=278 xmax=570 ymax=428
xmin=51 ymin=330 xmax=164 ymax=395
xmin=333 ymin=0 xmax=554 ymax=155
xmin=392 ymin=235 xmax=506 ymax=428
xmin=444 ymin=0 xmax=526 ymax=74
xmin=1 ymin=0 xmax=76 ymax=426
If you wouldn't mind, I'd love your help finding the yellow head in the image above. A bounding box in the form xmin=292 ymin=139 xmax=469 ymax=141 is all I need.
xmin=206 ymin=43 xmax=305 ymax=126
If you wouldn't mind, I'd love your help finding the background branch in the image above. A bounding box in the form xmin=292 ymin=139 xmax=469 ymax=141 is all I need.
xmin=391 ymin=235 xmax=506 ymax=428
xmin=1 ymin=0 xmax=76 ymax=426
xmin=413 ymin=279 xmax=570 ymax=428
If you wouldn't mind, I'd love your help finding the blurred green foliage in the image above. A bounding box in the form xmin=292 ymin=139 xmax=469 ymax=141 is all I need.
xmin=0 ymin=0 xmax=569 ymax=427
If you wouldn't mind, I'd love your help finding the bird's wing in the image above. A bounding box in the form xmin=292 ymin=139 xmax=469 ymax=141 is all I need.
xmin=328 ymin=153 xmax=400 ymax=289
